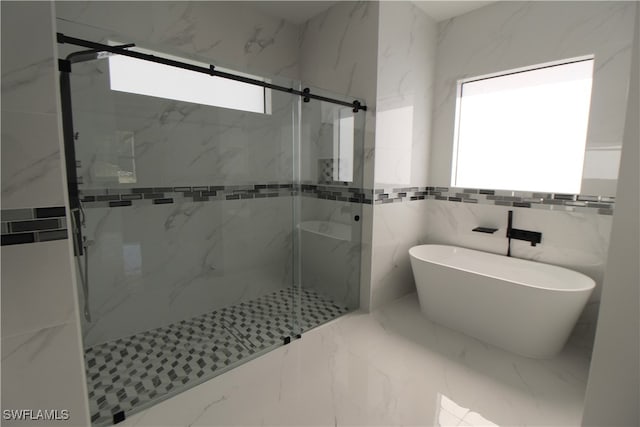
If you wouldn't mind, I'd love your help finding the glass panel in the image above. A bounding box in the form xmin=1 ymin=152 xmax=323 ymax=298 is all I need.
xmin=297 ymin=85 xmax=365 ymax=326
xmin=58 ymin=20 xmax=365 ymax=427
xmin=58 ymin=22 xmax=300 ymax=426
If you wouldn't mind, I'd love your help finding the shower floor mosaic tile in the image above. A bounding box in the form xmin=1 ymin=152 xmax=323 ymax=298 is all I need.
xmin=84 ymin=287 xmax=349 ymax=426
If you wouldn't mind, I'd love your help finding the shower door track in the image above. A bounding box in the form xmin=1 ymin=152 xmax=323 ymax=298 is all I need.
xmin=56 ymin=33 xmax=368 ymax=113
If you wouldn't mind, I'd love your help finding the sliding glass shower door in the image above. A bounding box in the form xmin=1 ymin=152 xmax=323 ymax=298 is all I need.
xmin=61 ymin=34 xmax=300 ymax=425
xmin=297 ymin=85 xmax=366 ymax=326
xmin=58 ymin=22 xmax=365 ymax=426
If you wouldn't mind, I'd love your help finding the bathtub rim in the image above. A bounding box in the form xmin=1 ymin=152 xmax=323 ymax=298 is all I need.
xmin=409 ymin=244 xmax=596 ymax=293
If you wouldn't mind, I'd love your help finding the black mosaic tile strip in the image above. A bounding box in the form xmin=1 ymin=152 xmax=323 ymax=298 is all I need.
xmin=371 ymin=186 xmax=615 ymax=215
xmin=513 ymin=201 xmax=532 ymax=208
xmin=144 ymin=193 xmax=165 ymax=199
xmin=35 ymin=206 xmax=66 ymax=218
xmin=2 ymin=232 xmax=36 ymax=246
xmin=85 ymin=287 xmax=349 ymax=426
xmin=152 ymin=198 xmax=174 ymax=205
xmin=299 ymin=184 xmax=373 ymax=203
xmin=96 ymin=195 xmax=120 ymax=202
xmin=38 ymin=229 xmax=68 ymax=242
xmin=154 ymin=187 xmax=174 ymax=193
xmin=132 ymin=188 xmax=153 ymax=194
xmin=109 ymin=201 xmax=132 ymax=208
xmin=1 ymin=207 xmax=68 ymax=245
xmin=553 ymin=193 xmax=576 ymax=200
xmin=10 ymin=218 xmax=60 ymax=232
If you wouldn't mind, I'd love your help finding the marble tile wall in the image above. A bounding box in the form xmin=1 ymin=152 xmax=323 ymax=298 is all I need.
xmin=430 ymin=1 xmax=636 ymax=196
xmin=55 ymin=1 xmax=301 ymax=80
xmin=583 ymin=5 xmax=640 ymax=423
xmin=370 ymin=200 xmax=431 ymax=310
xmin=369 ymin=2 xmax=438 ymax=310
xmin=374 ymin=1 xmax=437 ymax=188
xmin=1 ymin=1 xmax=90 ymax=425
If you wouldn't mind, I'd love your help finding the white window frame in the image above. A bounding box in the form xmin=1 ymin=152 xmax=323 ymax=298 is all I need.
xmin=451 ymin=56 xmax=594 ymax=193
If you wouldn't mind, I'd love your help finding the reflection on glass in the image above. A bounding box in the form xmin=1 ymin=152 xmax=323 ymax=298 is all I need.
xmin=333 ymin=108 xmax=354 ymax=182
xmin=91 ymin=130 xmax=137 ymax=184
xmin=116 ymin=131 xmax=136 ymax=184
xmin=123 ymin=243 xmax=142 ymax=277
xmin=435 ymin=393 xmax=499 ymax=427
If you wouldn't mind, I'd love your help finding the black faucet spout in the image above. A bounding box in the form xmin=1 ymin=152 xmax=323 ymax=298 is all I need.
xmin=506 ymin=210 xmax=542 ymax=255
xmin=509 ymin=227 xmax=542 ymax=246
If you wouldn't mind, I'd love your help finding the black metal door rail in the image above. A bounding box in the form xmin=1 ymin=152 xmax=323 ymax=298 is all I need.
xmin=56 ymin=33 xmax=367 ymax=112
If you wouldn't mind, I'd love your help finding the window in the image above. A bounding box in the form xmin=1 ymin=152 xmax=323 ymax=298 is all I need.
xmin=108 ymin=45 xmax=270 ymax=114
xmin=451 ymin=57 xmax=594 ymax=193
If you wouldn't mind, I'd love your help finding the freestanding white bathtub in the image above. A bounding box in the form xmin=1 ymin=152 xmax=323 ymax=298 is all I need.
xmin=409 ymin=244 xmax=595 ymax=358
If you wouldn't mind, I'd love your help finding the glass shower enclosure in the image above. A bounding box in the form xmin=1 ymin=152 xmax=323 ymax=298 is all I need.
xmin=57 ymin=24 xmax=365 ymax=425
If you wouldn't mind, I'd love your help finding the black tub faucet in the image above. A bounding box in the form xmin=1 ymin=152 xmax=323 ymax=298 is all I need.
xmin=506 ymin=210 xmax=542 ymax=257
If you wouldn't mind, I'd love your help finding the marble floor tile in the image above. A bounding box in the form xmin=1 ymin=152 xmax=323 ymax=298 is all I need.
xmin=116 ymin=293 xmax=590 ymax=427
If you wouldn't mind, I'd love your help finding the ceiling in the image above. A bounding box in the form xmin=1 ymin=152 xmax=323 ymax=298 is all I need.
xmin=413 ymin=1 xmax=496 ymax=21
xmin=246 ymin=1 xmax=338 ymax=25
xmin=248 ymin=1 xmax=497 ymax=25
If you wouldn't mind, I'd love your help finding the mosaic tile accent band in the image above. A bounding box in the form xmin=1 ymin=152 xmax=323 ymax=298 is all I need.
xmin=3 ymin=186 xmax=611 ymax=226
xmin=79 ymin=183 xmax=374 ymax=208
xmin=300 ymin=184 xmax=372 ymax=204
xmin=373 ymin=186 xmax=615 ymax=215
xmin=85 ymin=287 xmax=348 ymax=426
xmin=1 ymin=207 xmax=68 ymax=245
